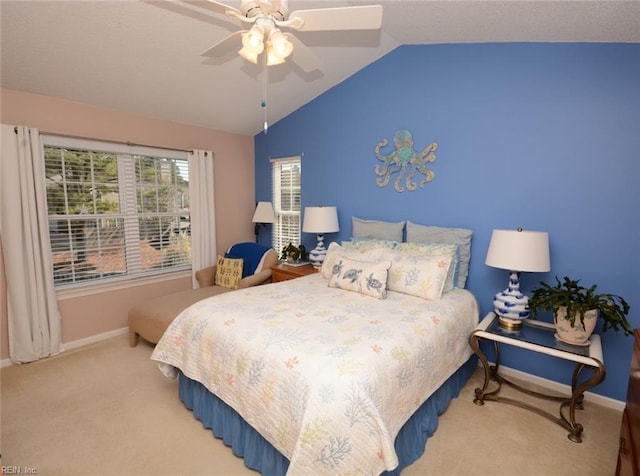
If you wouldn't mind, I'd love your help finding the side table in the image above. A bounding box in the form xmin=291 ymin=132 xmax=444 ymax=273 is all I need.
xmin=469 ymin=312 xmax=606 ymax=443
xmin=271 ymin=263 xmax=317 ymax=283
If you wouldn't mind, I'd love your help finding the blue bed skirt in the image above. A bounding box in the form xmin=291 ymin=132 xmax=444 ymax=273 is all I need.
xmin=178 ymin=354 xmax=477 ymax=475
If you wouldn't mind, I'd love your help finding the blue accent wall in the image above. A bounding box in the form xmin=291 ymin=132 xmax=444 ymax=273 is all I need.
xmin=255 ymin=43 xmax=640 ymax=401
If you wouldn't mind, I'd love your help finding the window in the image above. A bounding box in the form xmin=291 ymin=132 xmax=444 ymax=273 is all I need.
xmin=42 ymin=136 xmax=190 ymax=289
xmin=271 ymin=156 xmax=301 ymax=253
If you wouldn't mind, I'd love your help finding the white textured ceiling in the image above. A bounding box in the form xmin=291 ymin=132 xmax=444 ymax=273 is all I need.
xmin=2 ymin=1 xmax=639 ymax=136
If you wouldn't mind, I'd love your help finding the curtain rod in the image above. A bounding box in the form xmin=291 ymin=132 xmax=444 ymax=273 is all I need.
xmin=13 ymin=127 xmax=191 ymax=154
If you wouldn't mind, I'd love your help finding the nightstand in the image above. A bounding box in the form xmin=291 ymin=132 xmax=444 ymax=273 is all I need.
xmin=469 ymin=312 xmax=605 ymax=443
xmin=271 ymin=263 xmax=317 ymax=283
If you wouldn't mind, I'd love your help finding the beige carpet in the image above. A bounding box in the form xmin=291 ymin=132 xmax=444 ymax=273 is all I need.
xmin=1 ymin=335 xmax=622 ymax=475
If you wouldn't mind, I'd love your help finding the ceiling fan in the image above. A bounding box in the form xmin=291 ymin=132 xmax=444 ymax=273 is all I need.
xmin=185 ymin=0 xmax=383 ymax=72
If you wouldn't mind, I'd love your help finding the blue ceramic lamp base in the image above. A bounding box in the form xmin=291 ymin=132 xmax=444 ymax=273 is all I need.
xmin=493 ymin=271 xmax=530 ymax=329
xmin=308 ymin=233 xmax=327 ymax=268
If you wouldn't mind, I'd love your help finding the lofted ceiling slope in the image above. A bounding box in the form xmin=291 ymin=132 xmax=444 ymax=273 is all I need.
xmin=1 ymin=1 xmax=639 ymax=136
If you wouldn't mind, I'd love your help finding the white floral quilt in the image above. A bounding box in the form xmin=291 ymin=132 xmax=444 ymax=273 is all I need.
xmin=152 ymin=273 xmax=479 ymax=475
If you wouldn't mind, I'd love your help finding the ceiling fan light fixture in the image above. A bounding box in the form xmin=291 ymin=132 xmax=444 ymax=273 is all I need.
xmin=267 ymin=30 xmax=293 ymax=62
xmin=241 ymin=24 xmax=265 ymax=55
xmin=266 ymin=48 xmax=286 ymax=66
xmin=238 ymin=46 xmax=259 ymax=64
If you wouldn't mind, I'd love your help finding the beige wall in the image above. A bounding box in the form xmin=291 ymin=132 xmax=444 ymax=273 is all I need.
xmin=0 ymin=88 xmax=255 ymax=360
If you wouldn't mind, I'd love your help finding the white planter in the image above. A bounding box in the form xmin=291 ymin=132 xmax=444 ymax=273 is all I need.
xmin=554 ymin=307 xmax=598 ymax=345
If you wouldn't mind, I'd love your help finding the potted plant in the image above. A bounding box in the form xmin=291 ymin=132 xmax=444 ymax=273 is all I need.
xmin=528 ymin=276 xmax=632 ymax=345
xmin=280 ymin=243 xmax=307 ymax=264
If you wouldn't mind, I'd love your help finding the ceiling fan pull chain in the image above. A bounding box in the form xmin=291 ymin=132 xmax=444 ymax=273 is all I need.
xmin=262 ymin=52 xmax=269 ymax=133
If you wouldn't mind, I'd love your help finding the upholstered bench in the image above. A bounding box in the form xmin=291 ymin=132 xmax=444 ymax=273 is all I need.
xmin=128 ymin=243 xmax=277 ymax=347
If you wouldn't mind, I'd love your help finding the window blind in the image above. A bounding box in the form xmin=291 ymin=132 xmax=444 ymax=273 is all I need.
xmin=271 ymin=156 xmax=301 ymax=254
xmin=42 ymin=135 xmax=190 ymax=289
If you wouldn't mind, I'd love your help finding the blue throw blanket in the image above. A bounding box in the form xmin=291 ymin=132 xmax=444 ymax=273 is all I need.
xmin=226 ymin=242 xmax=271 ymax=278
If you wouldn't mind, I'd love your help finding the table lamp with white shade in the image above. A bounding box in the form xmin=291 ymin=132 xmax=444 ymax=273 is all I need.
xmin=302 ymin=206 xmax=339 ymax=267
xmin=252 ymin=201 xmax=275 ymax=243
xmin=485 ymin=228 xmax=550 ymax=329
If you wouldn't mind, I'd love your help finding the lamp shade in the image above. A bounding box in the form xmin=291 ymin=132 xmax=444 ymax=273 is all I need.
xmin=252 ymin=201 xmax=275 ymax=224
xmin=267 ymin=30 xmax=293 ymax=64
xmin=485 ymin=229 xmax=550 ymax=273
xmin=302 ymin=207 xmax=339 ymax=234
xmin=242 ymin=24 xmax=265 ymax=53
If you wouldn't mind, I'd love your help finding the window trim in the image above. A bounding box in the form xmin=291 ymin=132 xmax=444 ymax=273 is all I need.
xmin=55 ymin=269 xmax=191 ymax=300
xmin=271 ymin=155 xmax=302 ymax=253
xmin=41 ymin=135 xmax=187 ymax=161
xmin=42 ymin=134 xmax=190 ymax=293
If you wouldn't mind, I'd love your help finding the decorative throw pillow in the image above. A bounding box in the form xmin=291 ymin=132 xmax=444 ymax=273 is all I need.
xmin=405 ymin=221 xmax=472 ymax=289
xmin=214 ymin=255 xmax=244 ymax=289
xmin=342 ymin=238 xmax=398 ymax=251
xmin=386 ymin=251 xmax=453 ymax=301
xmin=352 ymin=216 xmax=405 ymax=242
xmin=321 ymin=242 xmax=388 ymax=279
xmin=328 ymin=256 xmax=391 ymax=300
xmin=394 ymin=242 xmax=459 ymax=293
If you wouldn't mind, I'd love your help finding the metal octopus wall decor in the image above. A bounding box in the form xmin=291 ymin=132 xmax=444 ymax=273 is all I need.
xmin=374 ymin=129 xmax=437 ymax=192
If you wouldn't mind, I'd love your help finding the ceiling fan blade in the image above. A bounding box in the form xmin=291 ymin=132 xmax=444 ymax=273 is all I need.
xmin=289 ymin=5 xmax=383 ymax=32
xmin=201 ymin=30 xmax=245 ymax=58
xmin=286 ymin=34 xmax=322 ymax=73
xmin=183 ymin=0 xmax=241 ymax=17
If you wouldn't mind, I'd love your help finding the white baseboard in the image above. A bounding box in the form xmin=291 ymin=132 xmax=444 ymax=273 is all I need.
xmin=62 ymin=326 xmax=129 ymax=352
xmin=0 ymin=327 xmax=128 ymax=368
xmin=495 ymin=363 xmax=625 ymax=412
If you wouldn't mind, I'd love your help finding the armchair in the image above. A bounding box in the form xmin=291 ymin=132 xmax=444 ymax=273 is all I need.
xmin=128 ymin=242 xmax=277 ymax=346
xmin=195 ymin=242 xmax=277 ymax=289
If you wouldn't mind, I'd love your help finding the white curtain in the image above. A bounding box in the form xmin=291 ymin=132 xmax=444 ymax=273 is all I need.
xmin=0 ymin=125 xmax=62 ymax=363
xmin=188 ymin=149 xmax=216 ymax=288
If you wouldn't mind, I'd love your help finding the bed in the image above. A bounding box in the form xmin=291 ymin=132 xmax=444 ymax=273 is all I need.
xmin=152 ymin=219 xmax=479 ymax=475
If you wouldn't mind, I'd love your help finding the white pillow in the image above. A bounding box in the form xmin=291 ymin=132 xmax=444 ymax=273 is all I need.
xmin=405 ymin=221 xmax=472 ymax=288
xmin=328 ymin=256 xmax=391 ymax=300
xmin=321 ymin=242 xmax=387 ymax=279
xmin=394 ymin=242 xmax=459 ymax=293
xmin=341 ymin=239 xmax=398 ymax=251
xmin=386 ymin=251 xmax=453 ymax=301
